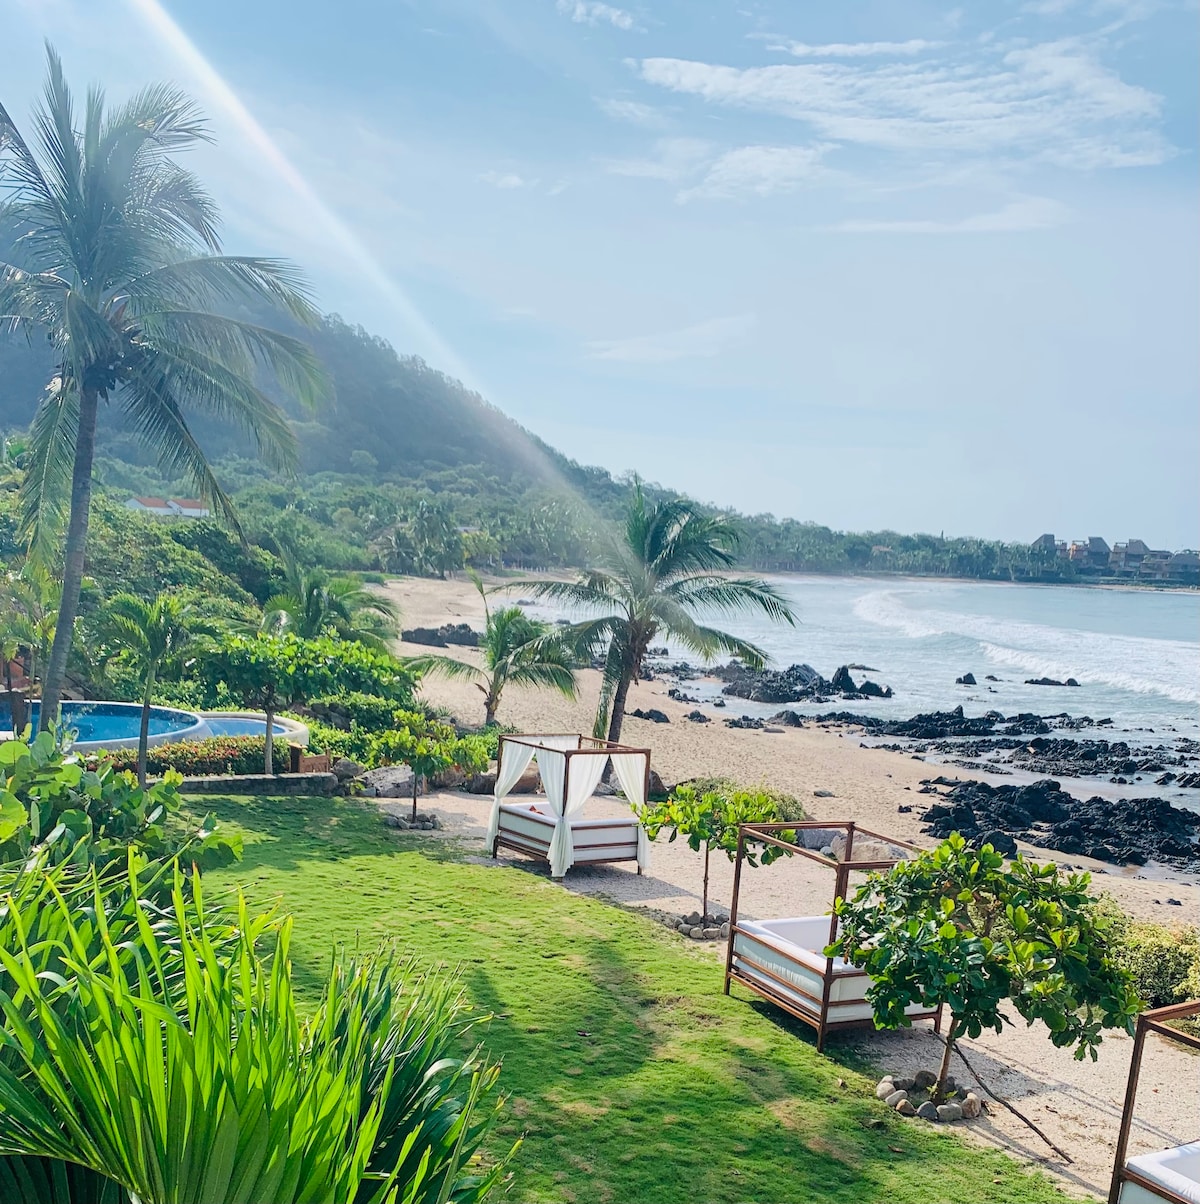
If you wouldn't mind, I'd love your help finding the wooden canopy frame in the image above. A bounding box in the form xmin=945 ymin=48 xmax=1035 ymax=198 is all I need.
xmin=1108 ymin=1001 xmax=1200 ymax=1204
xmin=724 ymin=820 xmax=944 ymax=1052
xmin=492 ymin=734 xmax=652 ymax=873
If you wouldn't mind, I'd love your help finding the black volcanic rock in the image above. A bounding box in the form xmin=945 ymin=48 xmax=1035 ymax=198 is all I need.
xmin=956 ymin=672 xmax=977 ymax=686
xmin=1026 ymin=677 xmax=1081 ymax=687
xmin=402 ymin=623 xmax=479 ymax=647
xmin=920 ymin=778 xmax=1200 ymax=869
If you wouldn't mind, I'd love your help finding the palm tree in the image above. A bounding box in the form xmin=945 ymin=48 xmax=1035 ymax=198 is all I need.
xmin=407 ymin=574 xmax=576 ymax=725
xmin=262 ymin=543 xmax=397 ymax=650
xmin=102 ymin=592 xmax=210 ymax=785
xmin=0 ymin=47 xmax=327 ymax=733
xmin=516 ymin=484 xmax=797 ymax=745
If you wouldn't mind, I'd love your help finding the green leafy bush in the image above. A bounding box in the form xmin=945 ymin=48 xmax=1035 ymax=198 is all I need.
xmin=303 ymin=720 xmax=375 ymax=766
xmin=832 ymin=833 xmax=1140 ymax=1102
xmin=1109 ymin=918 xmax=1200 ymax=1010
xmin=369 ymin=711 xmax=489 ymax=818
xmin=307 ymin=692 xmax=406 ymax=732
xmin=96 ymin=736 xmax=270 ymax=779
xmin=1 ymin=732 xmax=240 ymax=870
xmin=637 ymin=784 xmax=794 ymax=918
xmin=673 ymin=776 xmax=806 ymax=822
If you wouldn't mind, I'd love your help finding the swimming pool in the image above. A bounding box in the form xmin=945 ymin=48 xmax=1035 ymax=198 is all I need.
xmin=6 ymin=702 xmax=308 ymax=753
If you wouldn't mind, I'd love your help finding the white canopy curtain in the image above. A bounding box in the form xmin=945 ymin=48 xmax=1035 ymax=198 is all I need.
xmin=486 ymin=735 xmax=579 ymax=852
xmin=542 ymin=751 xmax=611 ymax=878
xmin=610 ymin=752 xmax=651 ymax=873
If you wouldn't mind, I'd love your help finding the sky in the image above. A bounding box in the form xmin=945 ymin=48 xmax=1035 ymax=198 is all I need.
xmin=2 ymin=0 xmax=1198 ymax=546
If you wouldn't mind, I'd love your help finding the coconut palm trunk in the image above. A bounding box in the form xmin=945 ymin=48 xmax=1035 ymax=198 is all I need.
xmin=37 ymin=387 xmax=98 ymax=729
xmin=137 ymin=664 xmax=157 ymax=788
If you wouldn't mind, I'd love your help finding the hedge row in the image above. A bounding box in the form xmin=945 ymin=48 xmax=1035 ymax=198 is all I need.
xmin=98 ymin=737 xmax=270 ymax=777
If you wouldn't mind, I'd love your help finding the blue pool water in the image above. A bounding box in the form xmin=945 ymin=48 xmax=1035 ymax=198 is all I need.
xmin=21 ymin=701 xmax=201 ymax=744
xmin=203 ymin=716 xmax=291 ymax=738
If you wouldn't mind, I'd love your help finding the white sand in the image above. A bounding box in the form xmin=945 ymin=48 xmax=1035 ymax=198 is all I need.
xmin=380 ymin=572 xmax=1200 ymax=1199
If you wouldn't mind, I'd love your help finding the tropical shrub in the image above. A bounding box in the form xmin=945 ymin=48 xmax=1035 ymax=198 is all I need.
xmin=0 ymin=731 xmax=240 ymax=870
xmin=1103 ymin=914 xmax=1200 ymax=1011
xmin=303 ymin=720 xmax=375 ymax=766
xmin=637 ymin=784 xmax=794 ymax=919
xmin=831 ymin=833 xmax=1141 ymax=1102
xmin=97 ymin=736 xmax=269 ymax=779
xmin=369 ymin=712 xmax=488 ymax=819
xmin=307 ymin=691 xmax=409 ymax=732
xmin=0 ymin=859 xmax=512 ymax=1204
xmin=673 ymin=776 xmax=806 ymax=823
xmin=200 ymin=633 xmax=416 ymax=773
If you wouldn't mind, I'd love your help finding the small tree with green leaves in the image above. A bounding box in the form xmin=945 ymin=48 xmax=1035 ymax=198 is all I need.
xmin=101 ymin=592 xmax=214 ymax=786
xmin=370 ymin=711 xmax=488 ymax=820
xmin=830 ymin=833 xmax=1141 ymax=1104
xmin=637 ymin=784 xmax=794 ymax=920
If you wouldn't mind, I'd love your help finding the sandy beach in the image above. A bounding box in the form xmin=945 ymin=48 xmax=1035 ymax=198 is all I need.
xmin=382 ymin=572 xmax=1200 ymax=1199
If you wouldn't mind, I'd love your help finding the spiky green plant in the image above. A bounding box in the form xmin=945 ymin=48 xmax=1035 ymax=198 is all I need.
xmin=0 ymin=857 xmax=511 ymax=1204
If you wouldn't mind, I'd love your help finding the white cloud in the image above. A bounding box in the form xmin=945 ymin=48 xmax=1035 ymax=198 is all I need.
xmin=677 ymin=144 xmax=831 ymax=202
xmin=764 ymin=38 xmax=943 ymax=58
xmin=597 ymin=97 xmax=667 ymax=127
xmin=556 ymin=0 xmax=636 ymax=31
xmin=604 ymin=137 xmax=712 ymax=181
xmin=479 ymin=170 xmax=535 ymax=189
xmin=637 ymin=37 xmax=1170 ymax=168
xmin=830 ymin=196 xmax=1071 ymax=233
xmin=587 ymin=313 xmax=757 ymax=362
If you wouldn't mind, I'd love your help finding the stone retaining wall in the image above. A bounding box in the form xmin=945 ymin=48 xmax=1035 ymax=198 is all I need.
xmin=178 ymin=772 xmax=339 ymax=796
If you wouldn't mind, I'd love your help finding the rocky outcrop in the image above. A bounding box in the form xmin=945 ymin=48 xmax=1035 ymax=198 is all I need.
xmin=402 ymin=623 xmax=480 ymax=648
xmin=629 ymin=708 xmax=670 ymax=724
xmin=716 ymin=660 xmax=892 ymax=703
xmin=920 ymin=778 xmax=1200 ymax=869
xmin=956 ymin=672 xmax=976 ymax=686
xmin=1025 ymin=676 xmax=1080 ymax=687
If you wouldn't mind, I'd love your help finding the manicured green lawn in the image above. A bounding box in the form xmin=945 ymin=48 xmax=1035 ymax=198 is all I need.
xmin=201 ymin=795 xmax=1072 ymax=1204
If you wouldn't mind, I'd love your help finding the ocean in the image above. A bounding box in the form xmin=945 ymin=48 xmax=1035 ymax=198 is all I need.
xmin=524 ymin=575 xmax=1200 ymax=741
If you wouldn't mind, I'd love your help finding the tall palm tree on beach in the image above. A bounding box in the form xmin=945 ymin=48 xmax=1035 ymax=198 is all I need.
xmin=0 ymin=47 xmax=327 ymax=730
xmin=406 ymin=574 xmax=577 ymax=726
xmin=516 ymin=483 xmax=797 ymax=745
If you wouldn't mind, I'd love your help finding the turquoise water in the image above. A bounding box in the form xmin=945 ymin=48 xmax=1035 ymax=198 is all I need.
xmin=203 ymin=717 xmax=291 ymax=737
xmin=22 ymin=701 xmax=200 ymax=743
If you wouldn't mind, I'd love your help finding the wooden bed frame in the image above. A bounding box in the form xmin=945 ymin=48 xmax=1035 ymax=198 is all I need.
xmin=1108 ymin=1000 xmax=1200 ymax=1204
xmin=491 ymin=734 xmax=651 ymax=877
xmin=723 ymin=820 xmax=943 ymax=1053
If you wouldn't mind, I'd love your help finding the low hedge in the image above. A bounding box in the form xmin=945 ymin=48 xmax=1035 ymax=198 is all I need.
xmin=1113 ymin=920 xmax=1200 ymax=1010
xmin=97 ymin=737 xmax=270 ymax=778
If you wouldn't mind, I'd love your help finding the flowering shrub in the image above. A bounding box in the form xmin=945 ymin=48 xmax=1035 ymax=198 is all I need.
xmin=98 ymin=737 xmax=269 ymax=778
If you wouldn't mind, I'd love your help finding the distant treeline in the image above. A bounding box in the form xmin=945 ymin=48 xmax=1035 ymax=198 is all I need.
xmin=0 ymin=300 xmax=1158 ymax=585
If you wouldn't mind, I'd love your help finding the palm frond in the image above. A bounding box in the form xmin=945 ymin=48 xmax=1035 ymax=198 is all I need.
xmin=17 ymin=378 xmax=76 ymax=568
xmin=507 ymin=660 xmax=577 ymax=698
xmin=663 ymin=575 xmax=797 ymax=625
xmin=401 ymin=655 xmax=484 ymax=684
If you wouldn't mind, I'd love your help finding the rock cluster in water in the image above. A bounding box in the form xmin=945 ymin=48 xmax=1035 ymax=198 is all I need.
xmin=919 ymin=778 xmax=1200 ymax=869
xmin=715 ymin=661 xmax=892 ymax=703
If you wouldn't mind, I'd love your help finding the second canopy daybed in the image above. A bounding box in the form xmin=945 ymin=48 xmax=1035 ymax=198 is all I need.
xmin=724 ymin=820 xmax=944 ymax=1052
xmin=487 ymin=734 xmax=652 ymax=879
xmin=1109 ymin=1000 xmax=1200 ymax=1204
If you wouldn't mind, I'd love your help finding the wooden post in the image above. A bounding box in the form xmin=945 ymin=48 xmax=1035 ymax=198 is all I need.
xmin=554 ymin=748 xmax=572 ymax=880
xmin=492 ymin=737 xmax=505 ymax=858
xmin=1109 ymin=1013 xmax=1149 ymax=1204
xmin=724 ymin=825 xmax=747 ymax=996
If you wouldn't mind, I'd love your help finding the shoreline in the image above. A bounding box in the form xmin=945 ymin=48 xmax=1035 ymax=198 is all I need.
xmin=382 ymin=572 xmax=1200 ymax=922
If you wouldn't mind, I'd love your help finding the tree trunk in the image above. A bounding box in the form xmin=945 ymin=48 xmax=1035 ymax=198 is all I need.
xmin=137 ymin=670 xmax=155 ymax=789
xmin=605 ymin=671 xmax=632 ymax=746
xmin=264 ymin=704 xmax=275 ymax=776
xmin=935 ymin=1014 xmax=958 ymax=1103
xmin=702 ymin=841 xmax=711 ymax=920
xmin=412 ymin=770 xmax=419 ymax=821
xmin=39 ymin=388 xmax=100 ymax=731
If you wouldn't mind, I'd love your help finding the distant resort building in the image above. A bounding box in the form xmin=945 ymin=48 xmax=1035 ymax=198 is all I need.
xmin=1035 ymin=533 xmax=1199 ymax=585
xmin=124 ymin=496 xmax=211 ymax=519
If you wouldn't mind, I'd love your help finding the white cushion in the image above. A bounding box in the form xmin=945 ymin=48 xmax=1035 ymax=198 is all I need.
xmin=1123 ymin=1142 xmax=1200 ymax=1204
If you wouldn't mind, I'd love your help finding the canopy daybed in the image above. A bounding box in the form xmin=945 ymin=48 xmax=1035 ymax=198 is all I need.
xmin=1109 ymin=1001 xmax=1200 ymax=1204
xmin=723 ymin=820 xmax=944 ymax=1052
xmin=487 ymin=734 xmax=652 ymax=879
